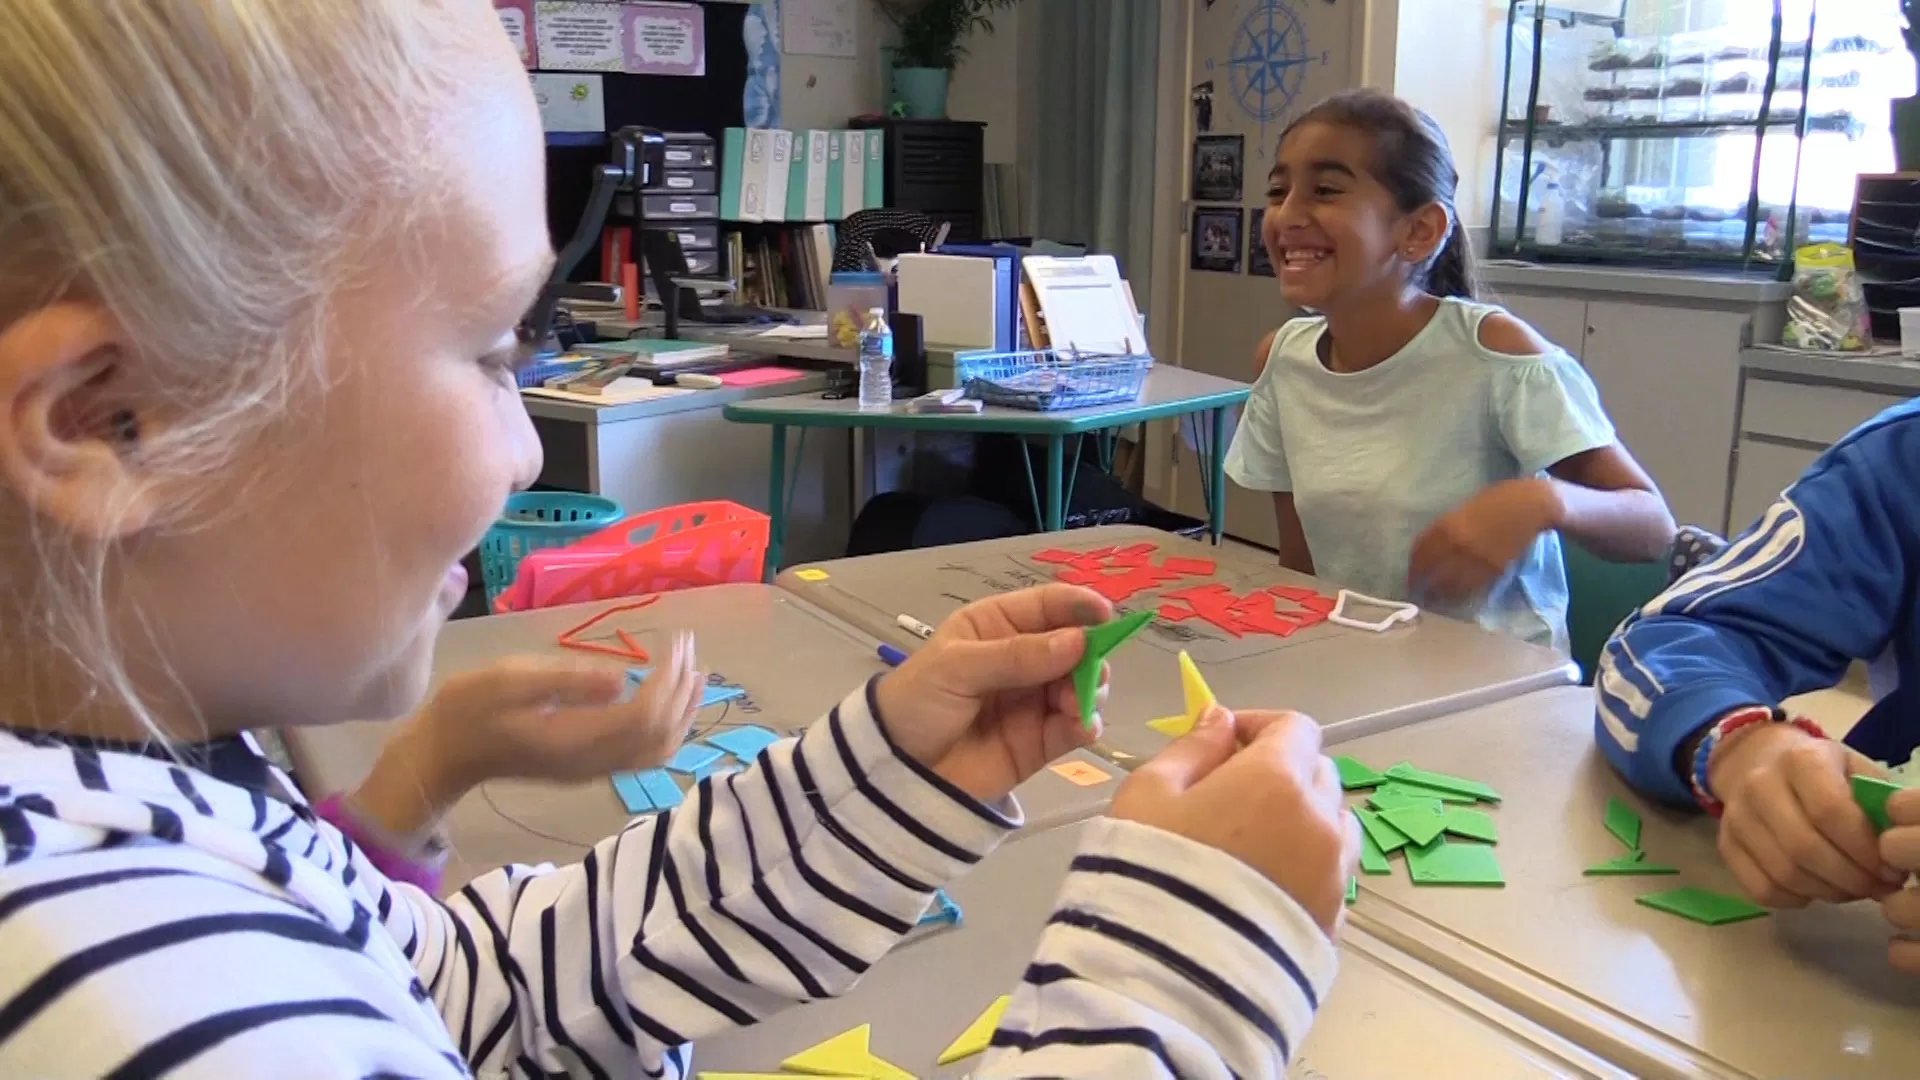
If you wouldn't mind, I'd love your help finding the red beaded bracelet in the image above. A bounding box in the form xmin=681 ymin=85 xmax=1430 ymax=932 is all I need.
xmin=1689 ymin=707 xmax=1826 ymax=818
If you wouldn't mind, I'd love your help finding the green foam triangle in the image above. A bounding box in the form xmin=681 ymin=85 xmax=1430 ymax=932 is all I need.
xmin=1334 ymin=755 xmax=1388 ymax=790
xmin=1584 ymin=852 xmax=1678 ymax=876
xmin=1071 ymin=610 xmax=1155 ymax=728
xmin=1854 ymin=774 xmax=1904 ymax=833
xmin=1604 ymin=796 xmax=1642 ymax=851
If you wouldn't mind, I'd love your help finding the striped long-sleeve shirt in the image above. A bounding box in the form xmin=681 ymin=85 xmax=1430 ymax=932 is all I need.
xmin=0 ymin=680 xmax=1336 ymax=1078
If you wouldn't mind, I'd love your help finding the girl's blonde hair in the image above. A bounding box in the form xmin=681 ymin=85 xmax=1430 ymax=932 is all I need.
xmin=0 ymin=1 xmax=488 ymax=735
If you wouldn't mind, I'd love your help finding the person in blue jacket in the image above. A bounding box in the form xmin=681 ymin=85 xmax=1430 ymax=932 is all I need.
xmin=1596 ymin=400 xmax=1920 ymax=972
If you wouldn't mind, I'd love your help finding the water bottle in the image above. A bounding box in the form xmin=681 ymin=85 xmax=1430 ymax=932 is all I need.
xmin=857 ymin=307 xmax=894 ymax=411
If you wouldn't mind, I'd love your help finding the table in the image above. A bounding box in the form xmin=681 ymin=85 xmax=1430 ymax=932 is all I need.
xmin=1337 ymin=686 xmax=1920 ymax=1079
xmin=775 ymin=526 xmax=1578 ymax=763
xmin=282 ymin=586 xmax=1123 ymax=889
xmin=724 ymin=366 xmax=1252 ymax=574
xmin=693 ymin=819 xmax=1632 ymax=1078
xmin=523 ymin=372 xmax=854 ymax=568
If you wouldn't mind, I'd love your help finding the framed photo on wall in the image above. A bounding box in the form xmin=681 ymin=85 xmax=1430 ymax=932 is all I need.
xmin=1246 ymin=207 xmax=1275 ymax=277
xmin=1190 ymin=207 xmax=1243 ymax=274
xmin=1191 ymin=134 xmax=1244 ymax=203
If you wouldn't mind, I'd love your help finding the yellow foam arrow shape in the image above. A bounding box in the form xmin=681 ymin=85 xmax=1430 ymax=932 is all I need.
xmin=1179 ymin=650 xmax=1216 ymax=723
xmin=937 ymin=994 xmax=1010 ymax=1065
xmin=697 ymin=1074 xmax=862 ymax=1079
xmin=1146 ymin=715 xmax=1194 ymax=738
xmin=780 ymin=1024 xmax=913 ymax=1080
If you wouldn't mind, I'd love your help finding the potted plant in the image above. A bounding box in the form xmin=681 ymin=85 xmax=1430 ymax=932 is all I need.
xmin=1900 ymin=1 xmax=1920 ymax=170
xmin=878 ymin=0 xmax=1020 ymax=120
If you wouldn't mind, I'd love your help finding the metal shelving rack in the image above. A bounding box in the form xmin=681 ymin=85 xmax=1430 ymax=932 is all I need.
xmin=1491 ymin=0 xmax=1821 ymax=276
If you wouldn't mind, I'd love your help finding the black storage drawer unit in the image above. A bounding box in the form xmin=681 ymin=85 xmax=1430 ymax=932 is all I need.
xmin=1851 ymin=174 xmax=1920 ymax=342
xmin=852 ymin=119 xmax=985 ymax=242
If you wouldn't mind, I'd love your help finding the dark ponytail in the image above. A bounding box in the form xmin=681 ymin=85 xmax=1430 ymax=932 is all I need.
xmin=1280 ymin=89 xmax=1479 ymax=300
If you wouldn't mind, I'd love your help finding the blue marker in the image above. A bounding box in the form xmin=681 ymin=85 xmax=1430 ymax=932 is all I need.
xmin=878 ymin=644 xmax=908 ymax=667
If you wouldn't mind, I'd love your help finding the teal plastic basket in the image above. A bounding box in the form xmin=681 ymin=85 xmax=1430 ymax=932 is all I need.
xmin=480 ymin=492 xmax=623 ymax=602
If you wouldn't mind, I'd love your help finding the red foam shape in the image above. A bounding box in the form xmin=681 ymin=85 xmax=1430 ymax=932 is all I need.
xmin=1082 ymin=547 xmax=1117 ymax=559
xmin=1055 ymin=567 xmax=1103 ymax=586
xmin=1269 ymin=585 xmax=1320 ymax=602
xmin=1105 ymin=549 xmax=1154 ymax=568
xmin=1234 ymin=606 xmax=1306 ymax=637
xmin=1161 ymin=583 xmax=1233 ymax=603
xmin=1299 ymin=595 xmax=1338 ymax=615
xmin=1158 ymin=605 xmax=1200 ymax=621
xmin=1031 ymin=549 xmax=1081 ymax=565
xmin=1089 ymin=578 xmax=1146 ymax=602
xmin=1160 ymin=556 xmax=1217 ymax=576
xmin=1113 ymin=542 xmax=1158 ymax=557
xmin=1293 ymin=610 xmax=1329 ymax=629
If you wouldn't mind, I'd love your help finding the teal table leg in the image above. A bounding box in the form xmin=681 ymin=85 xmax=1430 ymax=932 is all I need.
xmin=1045 ymin=434 xmax=1066 ymax=532
xmin=1207 ymin=406 xmax=1228 ymax=544
xmin=764 ymin=424 xmax=788 ymax=580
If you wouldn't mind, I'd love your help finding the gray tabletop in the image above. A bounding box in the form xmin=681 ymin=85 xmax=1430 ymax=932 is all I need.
xmin=694 ymin=819 xmax=1630 ymax=1078
xmin=1338 ymin=686 xmax=1920 ymax=1079
xmin=521 ymin=371 xmax=830 ymax=427
xmin=776 ymin=526 xmax=1577 ymax=762
xmin=723 ymin=366 xmax=1250 ymax=435
xmin=1742 ymin=345 xmax=1920 ymax=395
xmin=281 ymin=585 xmax=1120 ymax=889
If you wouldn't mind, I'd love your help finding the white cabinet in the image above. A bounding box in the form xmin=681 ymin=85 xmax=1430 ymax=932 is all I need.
xmin=1581 ymin=301 xmax=1747 ymax=533
xmin=1727 ymin=437 xmax=1819 ymax=537
xmin=1500 ymin=293 xmax=1590 ymax=361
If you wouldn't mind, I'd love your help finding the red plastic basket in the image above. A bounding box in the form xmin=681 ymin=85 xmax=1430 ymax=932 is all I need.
xmin=493 ymin=501 xmax=768 ymax=612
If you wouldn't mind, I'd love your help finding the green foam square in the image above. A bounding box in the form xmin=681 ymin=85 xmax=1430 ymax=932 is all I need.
xmin=1635 ymin=886 xmax=1768 ymax=926
xmin=1356 ymin=810 xmax=1392 ymax=874
xmin=1443 ymin=807 xmax=1499 ymax=844
xmin=1385 ymin=763 xmax=1501 ymax=803
xmin=1584 ymin=852 xmax=1678 ymax=876
xmin=1853 ymin=775 xmax=1904 ymax=833
xmin=1070 ymin=610 xmax=1154 ymax=728
xmin=1603 ymin=796 xmax=1642 ymax=852
xmin=1407 ymin=841 xmax=1505 ymax=887
xmin=1378 ymin=803 xmax=1447 ymax=848
xmin=1368 ymin=787 xmax=1446 ymax=814
xmin=1356 ymin=807 xmax=1411 ymax=854
xmin=1335 ymin=755 xmax=1387 ymax=790
xmin=1346 ymin=876 xmax=1358 ymax=905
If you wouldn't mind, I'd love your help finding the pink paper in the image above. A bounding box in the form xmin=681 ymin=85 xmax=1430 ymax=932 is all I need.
xmin=718 ymin=366 xmax=808 ymax=387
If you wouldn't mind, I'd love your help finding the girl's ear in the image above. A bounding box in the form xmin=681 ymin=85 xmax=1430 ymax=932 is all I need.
xmin=0 ymin=303 xmax=164 ymax=539
xmin=1396 ymin=202 xmax=1454 ymax=266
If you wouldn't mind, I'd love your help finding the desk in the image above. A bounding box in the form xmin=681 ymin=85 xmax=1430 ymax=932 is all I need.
xmin=693 ymin=819 xmax=1631 ymax=1078
xmin=1337 ymin=686 xmax=1920 ymax=1079
xmin=282 ymin=586 xmax=1123 ymax=888
xmin=524 ymin=373 xmax=852 ymax=568
xmin=725 ymin=366 xmax=1252 ymax=573
xmin=775 ymin=527 xmax=1578 ymax=763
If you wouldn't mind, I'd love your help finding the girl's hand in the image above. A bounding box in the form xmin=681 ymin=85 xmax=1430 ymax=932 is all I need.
xmin=1708 ymin=722 xmax=1901 ymax=907
xmin=1113 ymin=706 xmax=1358 ymax=936
xmin=1408 ymin=478 xmax=1558 ymax=603
xmin=1877 ymin=789 xmax=1920 ymax=974
xmin=871 ymin=585 xmax=1113 ymax=805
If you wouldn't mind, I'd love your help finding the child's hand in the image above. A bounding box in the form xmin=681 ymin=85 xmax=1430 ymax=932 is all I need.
xmin=1112 ymin=706 xmax=1357 ymax=936
xmin=871 ymin=585 xmax=1113 ymax=805
xmin=405 ymin=637 xmax=705 ymax=795
xmin=1408 ymin=479 xmax=1557 ymax=603
xmin=1878 ymin=789 xmax=1920 ymax=974
xmin=1708 ymin=723 xmax=1902 ymax=907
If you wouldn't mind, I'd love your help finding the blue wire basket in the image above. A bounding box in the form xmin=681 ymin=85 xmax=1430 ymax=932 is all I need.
xmin=953 ymin=348 xmax=1153 ymax=412
xmin=479 ymin=492 xmax=624 ymax=602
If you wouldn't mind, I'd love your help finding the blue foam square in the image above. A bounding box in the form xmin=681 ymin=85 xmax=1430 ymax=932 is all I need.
xmin=706 ymin=725 xmax=782 ymax=761
xmin=666 ymin=742 xmax=725 ymax=775
xmin=610 ymin=768 xmax=685 ymax=814
xmin=700 ymin=683 xmax=747 ymax=708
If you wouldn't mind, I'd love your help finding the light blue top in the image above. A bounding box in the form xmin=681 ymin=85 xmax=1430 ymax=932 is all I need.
xmin=1223 ymin=297 xmax=1616 ymax=652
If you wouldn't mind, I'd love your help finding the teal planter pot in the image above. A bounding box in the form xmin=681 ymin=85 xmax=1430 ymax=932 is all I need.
xmin=892 ymin=66 xmax=951 ymax=119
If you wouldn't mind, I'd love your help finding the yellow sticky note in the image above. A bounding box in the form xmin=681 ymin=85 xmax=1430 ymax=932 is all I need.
xmin=1179 ymin=650 xmax=1216 ymax=723
xmin=1049 ymin=760 xmax=1114 ymax=787
xmin=781 ymin=1024 xmax=912 ymax=1080
xmin=938 ymin=994 xmax=1011 ymax=1065
xmin=1146 ymin=715 xmax=1194 ymax=738
xmin=793 ymin=568 xmax=830 ymax=582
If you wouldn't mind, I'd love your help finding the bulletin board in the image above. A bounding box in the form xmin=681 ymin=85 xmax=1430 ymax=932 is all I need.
xmin=535 ymin=1 xmax=751 ymax=279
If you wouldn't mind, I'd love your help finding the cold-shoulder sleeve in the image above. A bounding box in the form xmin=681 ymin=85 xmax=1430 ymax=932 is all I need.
xmin=1489 ymin=351 xmax=1616 ymax=475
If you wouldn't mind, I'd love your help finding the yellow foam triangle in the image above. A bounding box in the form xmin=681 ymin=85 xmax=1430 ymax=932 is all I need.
xmin=937 ymin=994 xmax=1010 ymax=1065
xmin=697 ymin=1074 xmax=864 ymax=1079
xmin=1147 ymin=715 xmax=1194 ymax=738
xmin=1179 ymin=651 xmax=1216 ymax=723
xmin=779 ymin=1024 xmax=912 ymax=1080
